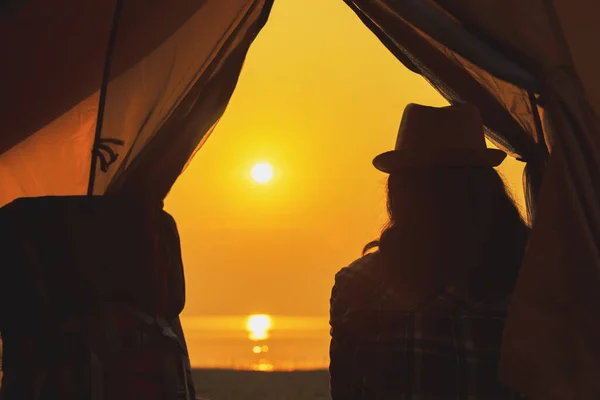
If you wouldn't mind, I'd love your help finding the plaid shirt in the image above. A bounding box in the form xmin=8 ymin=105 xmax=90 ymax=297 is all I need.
xmin=329 ymin=252 xmax=526 ymax=399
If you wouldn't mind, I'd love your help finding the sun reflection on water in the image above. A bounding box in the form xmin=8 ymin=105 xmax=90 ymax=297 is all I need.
xmin=246 ymin=315 xmax=274 ymax=371
xmin=246 ymin=314 xmax=272 ymax=341
xmin=252 ymin=362 xmax=274 ymax=372
xmin=252 ymin=345 xmax=269 ymax=354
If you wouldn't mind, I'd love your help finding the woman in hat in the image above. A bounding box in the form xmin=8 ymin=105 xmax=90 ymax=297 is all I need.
xmin=329 ymin=103 xmax=529 ymax=399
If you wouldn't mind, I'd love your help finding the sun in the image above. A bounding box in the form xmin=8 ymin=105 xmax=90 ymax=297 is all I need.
xmin=251 ymin=162 xmax=273 ymax=184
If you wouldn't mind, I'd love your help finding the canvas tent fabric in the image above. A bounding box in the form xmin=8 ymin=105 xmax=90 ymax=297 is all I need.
xmin=343 ymin=0 xmax=600 ymax=398
xmin=0 ymin=0 xmax=274 ymax=205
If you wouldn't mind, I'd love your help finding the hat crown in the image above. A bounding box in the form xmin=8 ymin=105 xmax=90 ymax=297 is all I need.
xmin=372 ymin=103 xmax=507 ymax=173
xmin=395 ymin=103 xmax=486 ymax=152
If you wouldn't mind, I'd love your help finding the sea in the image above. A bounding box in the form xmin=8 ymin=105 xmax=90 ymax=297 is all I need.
xmin=185 ymin=315 xmax=331 ymax=399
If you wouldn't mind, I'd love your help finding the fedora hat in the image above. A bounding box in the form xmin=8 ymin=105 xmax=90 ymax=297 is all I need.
xmin=373 ymin=103 xmax=506 ymax=173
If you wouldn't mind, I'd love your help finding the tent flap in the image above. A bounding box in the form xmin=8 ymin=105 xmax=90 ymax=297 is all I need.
xmin=383 ymin=0 xmax=538 ymax=91
xmin=0 ymin=0 xmax=209 ymax=155
xmin=89 ymin=0 xmax=274 ymax=200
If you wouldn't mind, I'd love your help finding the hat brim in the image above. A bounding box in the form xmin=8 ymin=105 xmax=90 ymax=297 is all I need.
xmin=373 ymin=148 xmax=507 ymax=173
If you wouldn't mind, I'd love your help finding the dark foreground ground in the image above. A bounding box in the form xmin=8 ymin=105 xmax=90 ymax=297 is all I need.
xmin=192 ymin=369 xmax=331 ymax=400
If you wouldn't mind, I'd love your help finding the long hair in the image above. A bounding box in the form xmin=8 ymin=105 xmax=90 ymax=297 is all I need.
xmin=364 ymin=166 xmax=529 ymax=296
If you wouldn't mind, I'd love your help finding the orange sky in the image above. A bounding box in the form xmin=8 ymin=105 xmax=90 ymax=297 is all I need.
xmin=165 ymin=0 xmax=525 ymax=320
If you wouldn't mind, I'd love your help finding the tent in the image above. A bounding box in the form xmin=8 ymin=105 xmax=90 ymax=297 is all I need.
xmin=1 ymin=0 xmax=599 ymax=398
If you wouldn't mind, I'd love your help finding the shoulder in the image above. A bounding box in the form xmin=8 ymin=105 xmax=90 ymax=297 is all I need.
xmin=334 ymin=251 xmax=381 ymax=285
xmin=331 ymin=252 xmax=383 ymax=311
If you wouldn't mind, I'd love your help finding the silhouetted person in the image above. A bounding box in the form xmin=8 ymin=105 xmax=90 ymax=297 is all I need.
xmin=329 ymin=104 xmax=529 ymax=399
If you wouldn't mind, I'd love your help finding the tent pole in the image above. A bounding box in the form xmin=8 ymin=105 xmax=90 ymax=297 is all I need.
xmin=528 ymin=91 xmax=549 ymax=155
xmin=87 ymin=0 xmax=124 ymax=196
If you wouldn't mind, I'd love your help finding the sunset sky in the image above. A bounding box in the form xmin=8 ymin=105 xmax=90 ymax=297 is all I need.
xmin=165 ymin=0 xmax=525 ymax=330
